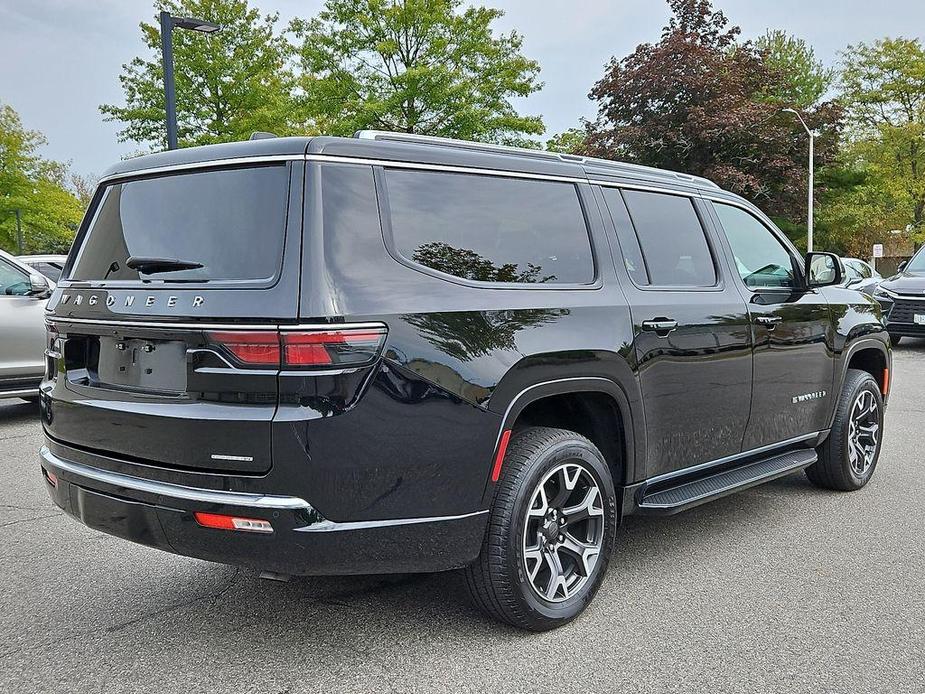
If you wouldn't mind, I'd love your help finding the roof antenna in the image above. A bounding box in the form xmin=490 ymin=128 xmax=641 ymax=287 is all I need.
xmin=249 ymin=132 xmax=277 ymax=140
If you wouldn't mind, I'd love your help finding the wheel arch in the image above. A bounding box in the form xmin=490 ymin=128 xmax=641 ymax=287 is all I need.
xmin=481 ymin=377 xmax=641 ymax=509
xmin=834 ymin=338 xmax=891 ymax=424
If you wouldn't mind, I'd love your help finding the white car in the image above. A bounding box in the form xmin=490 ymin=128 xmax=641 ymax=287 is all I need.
xmin=0 ymin=248 xmax=53 ymax=401
xmin=18 ymin=254 xmax=68 ymax=283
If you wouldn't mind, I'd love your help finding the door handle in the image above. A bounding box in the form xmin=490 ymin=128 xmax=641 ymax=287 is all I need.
xmin=755 ymin=315 xmax=782 ymax=329
xmin=641 ymin=318 xmax=678 ymax=336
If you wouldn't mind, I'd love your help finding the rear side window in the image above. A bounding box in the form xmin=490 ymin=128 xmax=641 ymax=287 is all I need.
xmin=383 ymin=169 xmax=594 ymax=285
xmin=621 ymin=189 xmax=716 ymax=287
xmin=70 ymin=165 xmax=289 ymax=282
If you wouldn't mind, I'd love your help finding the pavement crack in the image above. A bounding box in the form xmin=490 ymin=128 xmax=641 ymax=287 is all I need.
xmin=106 ymin=568 xmax=241 ymax=634
xmin=0 ymin=512 xmax=61 ymax=529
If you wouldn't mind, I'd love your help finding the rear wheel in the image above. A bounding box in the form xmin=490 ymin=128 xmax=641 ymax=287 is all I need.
xmin=807 ymin=369 xmax=883 ymax=491
xmin=464 ymin=427 xmax=617 ymax=631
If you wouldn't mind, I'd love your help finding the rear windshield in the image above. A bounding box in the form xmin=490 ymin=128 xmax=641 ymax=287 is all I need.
xmin=70 ymin=164 xmax=289 ymax=282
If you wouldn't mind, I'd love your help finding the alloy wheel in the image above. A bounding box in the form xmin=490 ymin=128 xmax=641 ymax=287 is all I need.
xmin=522 ymin=462 xmax=605 ymax=603
xmin=847 ymin=389 xmax=880 ymax=477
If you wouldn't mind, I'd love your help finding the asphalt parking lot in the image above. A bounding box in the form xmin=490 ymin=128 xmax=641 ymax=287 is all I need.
xmin=2 ymin=347 xmax=924 ymax=694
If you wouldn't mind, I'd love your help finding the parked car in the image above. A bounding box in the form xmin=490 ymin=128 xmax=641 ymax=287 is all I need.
xmin=841 ymin=256 xmax=882 ymax=295
xmin=18 ymin=254 xmax=68 ymax=283
xmin=39 ymin=132 xmax=891 ymax=631
xmin=873 ymin=246 xmax=925 ymax=345
xmin=0 ymin=248 xmax=52 ymax=401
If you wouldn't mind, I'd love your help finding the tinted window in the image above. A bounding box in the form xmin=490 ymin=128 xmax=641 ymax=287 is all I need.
xmin=621 ymin=190 xmax=716 ymax=287
xmin=385 ymin=169 xmax=594 ymax=285
xmin=849 ymin=260 xmax=871 ymax=279
xmin=32 ymin=262 xmax=63 ymax=282
xmin=843 ymin=261 xmax=862 ymax=281
xmin=601 ymin=188 xmax=649 ymax=285
xmin=713 ymin=203 xmax=796 ymax=289
xmin=0 ymin=259 xmax=30 ymax=296
xmin=71 ymin=165 xmax=289 ymax=282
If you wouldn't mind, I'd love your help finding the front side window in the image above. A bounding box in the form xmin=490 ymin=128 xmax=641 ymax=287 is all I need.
xmin=0 ymin=259 xmax=31 ymax=296
xmin=713 ymin=203 xmax=797 ymax=289
xmin=70 ymin=164 xmax=290 ymax=283
xmin=384 ymin=169 xmax=594 ymax=285
xmin=843 ymin=261 xmax=863 ymax=281
xmin=621 ymin=189 xmax=717 ymax=287
xmin=905 ymin=248 xmax=925 ymax=273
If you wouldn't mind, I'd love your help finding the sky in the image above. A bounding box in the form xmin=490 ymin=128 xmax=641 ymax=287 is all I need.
xmin=2 ymin=0 xmax=925 ymax=177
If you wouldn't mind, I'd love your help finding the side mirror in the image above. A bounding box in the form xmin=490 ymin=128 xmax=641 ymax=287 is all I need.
xmin=898 ymin=260 xmax=908 ymax=272
xmin=805 ymin=252 xmax=843 ymax=288
xmin=28 ymin=273 xmax=51 ymax=299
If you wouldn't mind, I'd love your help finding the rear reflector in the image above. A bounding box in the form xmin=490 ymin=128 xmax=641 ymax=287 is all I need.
xmin=207 ymin=325 xmax=387 ymax=369
xmin=491 ymin=429 xmax=513 ymax=482
xmin=43 ymin=468 xmax=58 ymax=488
xmin=194 ymin=512 xmax=273 ymax=534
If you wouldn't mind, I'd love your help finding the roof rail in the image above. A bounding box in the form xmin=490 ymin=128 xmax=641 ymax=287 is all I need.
xmin=353 ymin=130 xmax=720 ymax=190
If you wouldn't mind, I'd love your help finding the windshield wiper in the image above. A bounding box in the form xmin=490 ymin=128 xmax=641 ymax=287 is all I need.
xmin=126 ymin=256 xmax=203 ymax=275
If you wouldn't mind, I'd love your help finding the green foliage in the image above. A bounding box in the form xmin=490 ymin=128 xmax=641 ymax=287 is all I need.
xmin=545 ymin=128 xmax=587 ymax=154
xmin=839 ymin=38 xmax=925 ymax=232
xmin=289 ymin=0 xmax=544 ymax=142
xmin=0 ymin=103 xmax=83 ymax=254
xmin=583 ymin=0 xmax=843 ymax=221
xmin=757 ymin=30 xmax=834 ymax=107
xmin=101 ymin=0 xmax=294 ymax=149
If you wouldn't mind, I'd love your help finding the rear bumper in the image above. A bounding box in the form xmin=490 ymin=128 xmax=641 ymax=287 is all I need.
xmin=40 ymin=445 xmax=487 ymax=575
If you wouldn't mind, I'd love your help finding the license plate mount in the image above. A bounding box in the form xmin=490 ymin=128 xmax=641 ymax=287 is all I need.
xmin=96 ymin=337 xmax=187 ymax=393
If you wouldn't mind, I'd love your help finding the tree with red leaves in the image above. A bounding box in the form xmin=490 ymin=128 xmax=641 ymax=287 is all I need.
xmin=582 ymin=0 xmax=841 ymax=225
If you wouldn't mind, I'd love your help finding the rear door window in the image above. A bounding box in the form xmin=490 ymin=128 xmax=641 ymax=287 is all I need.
xmin=70 ymin=164 xmax=290 ymax=283
xmin=383 ymin=169 xmax=595 ymax=285
xmin=620 ymin=189 xmax=717 ymax=287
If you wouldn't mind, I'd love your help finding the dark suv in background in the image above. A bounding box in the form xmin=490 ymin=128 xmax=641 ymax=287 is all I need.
xmin=874 ymin=246 xmax=925 ymax=344
xmin=39 ymin=132 xmax=890 ymax=630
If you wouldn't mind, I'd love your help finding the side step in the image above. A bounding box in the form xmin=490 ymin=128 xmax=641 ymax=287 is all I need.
xmin=637 ymin=448 xmax=817 ymax=515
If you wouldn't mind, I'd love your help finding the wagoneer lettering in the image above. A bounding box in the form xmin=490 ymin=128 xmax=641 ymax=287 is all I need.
xmin=39 ymin=131 xmax=891 ymax=631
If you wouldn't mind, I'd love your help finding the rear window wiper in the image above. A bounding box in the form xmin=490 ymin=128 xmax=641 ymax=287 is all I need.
xmin=126 ymin=256 xmax=204 ymax=275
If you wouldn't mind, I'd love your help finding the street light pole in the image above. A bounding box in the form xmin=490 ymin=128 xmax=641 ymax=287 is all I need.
xmin=784 ymin=108 xmax=816 ymax=252
xmin=159 ymin=12 xmax=221 ymax=150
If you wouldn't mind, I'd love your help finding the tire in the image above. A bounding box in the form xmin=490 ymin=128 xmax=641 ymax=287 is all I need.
xmin=464 ymin=426 xmax=617 ymax=631
xmin=806 ymin=369 xmax=883 ymax=491
xmin=21 ymin=396 xmax=40 ymax=405
xmin=889 ymin=334 xmax=902 ymax=347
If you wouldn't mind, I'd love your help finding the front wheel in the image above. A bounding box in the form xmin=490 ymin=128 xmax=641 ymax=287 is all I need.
xmin=889 ymin=334 xmax=902 ymax=347
xmin=464 ymin=427 xmax=617 ymax=631
xmin=807 ymin=369 xmax=883 ymax=491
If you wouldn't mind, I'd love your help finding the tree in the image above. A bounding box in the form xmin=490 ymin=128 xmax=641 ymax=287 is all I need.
xmin=757 ymin=30 xmax=834 ymax=107
xmin=582 ymin=0 xmax=841 ymax=222
xmin=840 ymin=38 xmax=925 ymax=233
xmin=101 ymin=0 xmax=294 ymax=150
xmin=289 ymin=0 xmax=544 ymax=143
xmin=0 ymin=103 xmax=83 ymax=254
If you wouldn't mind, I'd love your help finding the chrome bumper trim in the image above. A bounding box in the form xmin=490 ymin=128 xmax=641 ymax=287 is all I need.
xmin=39 ymin=446 xmax=311 ymax=510
xmin=295 ymin=509 xmax=488 ymax=533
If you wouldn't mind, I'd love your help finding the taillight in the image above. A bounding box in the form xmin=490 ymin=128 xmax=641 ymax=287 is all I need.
xmin=207 ymin=325 xmax=387 ymax=368
xmin=282 ymin=328 xmax=387 ymax=367
xmin=207 ymin=331 xmax=280 ymax=366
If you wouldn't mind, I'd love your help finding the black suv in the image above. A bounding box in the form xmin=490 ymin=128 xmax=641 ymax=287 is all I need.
xmin=39 ymin=132 xmax=890 ymax=631
xmin=873 ymin=247 xmax=925 ymax=344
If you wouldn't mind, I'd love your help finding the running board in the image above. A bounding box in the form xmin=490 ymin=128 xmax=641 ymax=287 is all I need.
xmin=637 ymin=449 xmax=817 ymax=515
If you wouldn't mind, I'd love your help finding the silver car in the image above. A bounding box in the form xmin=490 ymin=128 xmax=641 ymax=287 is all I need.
xmin=18 ymin=254 xmax=68 ymax=283
xmin=0 ymin=249 xmax=53 ymax=401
